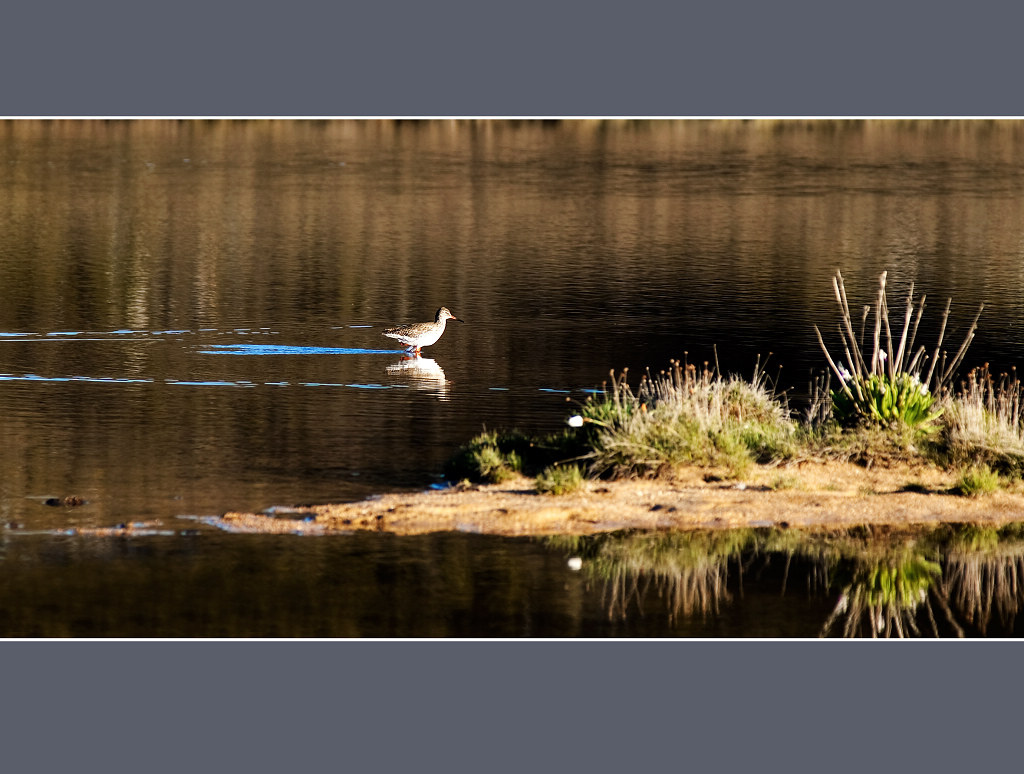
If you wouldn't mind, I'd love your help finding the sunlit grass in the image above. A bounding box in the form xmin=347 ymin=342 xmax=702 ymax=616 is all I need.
xmin=952 ymin=464 xmax=1002 ymax=497
xmin=805 ymin=422 xmax=928 ymax=466
xmin=447 ymin=272 xmax=1024 ymax=492
xmin=578 ymin=358 xmax=796 ymax=480
xmin=939 ymin=365 xmax=1024 ymax=475
xmin=535 ymin=464 xmax=585 ymax=495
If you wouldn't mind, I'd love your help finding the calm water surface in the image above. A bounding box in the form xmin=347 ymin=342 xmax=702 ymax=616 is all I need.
xmin=3 ymin=525 xmax=1022 ymax=637
xmin=3 ymin=119 xmax=1024 ymax=636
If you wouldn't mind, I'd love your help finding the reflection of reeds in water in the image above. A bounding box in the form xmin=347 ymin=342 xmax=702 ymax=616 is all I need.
xmin=942 ymin=546 xmax=1024 ymax=636
xmin=557 ymin=531 xmax=753 ymax=623
xmin=555 ymin=525 xmax=1024 ymax=636
xmin=600 ymin=553 xmax=731 ymax=623
xmin=818 ymin=526 xmax=1024 ymax=637
xmin=819 ymin=552 xmax=943 ymax=638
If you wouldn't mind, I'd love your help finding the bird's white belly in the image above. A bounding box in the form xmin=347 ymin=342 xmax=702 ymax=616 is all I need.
xmin=386 ymin=328 xmax=444 ymax=347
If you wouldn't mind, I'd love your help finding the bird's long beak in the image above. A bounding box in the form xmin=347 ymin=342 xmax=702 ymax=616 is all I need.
xmin=454 ymin=317 xmax=465 ymax=323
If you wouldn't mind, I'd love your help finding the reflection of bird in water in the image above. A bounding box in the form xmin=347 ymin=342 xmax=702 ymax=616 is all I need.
xmin=382 ymin=307 xmax=463 ymax=356
xmin=386 ymin=357 xmax=447 ymax=386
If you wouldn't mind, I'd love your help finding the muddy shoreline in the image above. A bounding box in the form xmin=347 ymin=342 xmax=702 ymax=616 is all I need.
xmin=192 ymin=460 xmax=1024 ymax=537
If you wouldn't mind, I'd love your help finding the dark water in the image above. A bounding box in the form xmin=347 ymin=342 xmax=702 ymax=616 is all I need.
xmin=3 ymin=119 xmax=1024 ymax=637
xmin=2 ymin=525 xmax=1022 ymax=637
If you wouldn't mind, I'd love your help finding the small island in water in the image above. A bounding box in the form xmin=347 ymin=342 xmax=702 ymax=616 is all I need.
xmin=187 ymin=271 xmax=1024 ymax=538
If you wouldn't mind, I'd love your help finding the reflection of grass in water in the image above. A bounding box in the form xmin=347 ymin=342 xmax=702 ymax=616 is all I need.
xmin=552 ymin=530 xmax=755 ymax=622
xmin=789 ymin=527 xmax=951 ymax=637
xmin=553 ymin=524 xmax=1024 ymax=636
xmin=943 ymin=552 xmax=1024 ymax=635
xmin=780 ymin=524 xmax=1024 ymax=637
xmin=939 ymin=524 xmax=1024 ymax=635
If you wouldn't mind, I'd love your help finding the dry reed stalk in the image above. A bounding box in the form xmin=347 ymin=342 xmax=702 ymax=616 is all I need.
xmin=817 ymin=270 xmax=983 ymax=396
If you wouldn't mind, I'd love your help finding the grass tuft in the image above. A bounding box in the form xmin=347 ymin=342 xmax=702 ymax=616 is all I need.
xmin=953 ymin=465 xmax=1002 ymax=497
xmin=809 ymin=422 xmax=929 ymax=468
xmin=581 ymin=359 xmax=795 ymax=480
xmin=535 ymin=464 xmax=586 ymax=495
xmin=444 ymin=431 xmax=524 ymax=484
xmin=769 ymin=474 xmax=802 ymax=491
xmin=939 ymin=365 xmax=1024 ymax=476
xmin=444 ymin=427 xmax=594 ymax=485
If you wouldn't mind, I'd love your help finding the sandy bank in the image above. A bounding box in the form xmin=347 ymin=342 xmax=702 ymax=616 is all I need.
xmin=205 ymin=460 xmax=1024 ymax=537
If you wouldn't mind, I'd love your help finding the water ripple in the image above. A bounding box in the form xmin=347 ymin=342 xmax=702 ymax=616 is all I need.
xmin=199 ymin=344 xmax=399 ymax=356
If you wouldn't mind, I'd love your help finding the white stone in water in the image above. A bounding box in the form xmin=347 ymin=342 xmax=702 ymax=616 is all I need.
xmin=568 ymin=415 xmax=584 ymax=427
xmin=567 ymin=557 xmax=583 ymax=571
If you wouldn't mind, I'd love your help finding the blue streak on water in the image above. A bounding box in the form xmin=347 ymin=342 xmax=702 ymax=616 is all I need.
xmin=0 ymin=332 xmax=39 ymax=338
xmin=0 ymin=373 xmax=409 ymax=390
xmin=199 ymin=344 xmax=400 ymax=356
xmin=489 ymin=387 xmax=510 ymax=391
xmin=166 ymin=379 xmax=254 ymax=387
xmin=0 ymin=374 xmax=68 ymax=382
xmin=539 ymin=388 xmax=571 ymax=393
xmin=0 ymin=374 xmax=152 ymax=384
xmin=71 ymin=376 xmax=152 ymax=383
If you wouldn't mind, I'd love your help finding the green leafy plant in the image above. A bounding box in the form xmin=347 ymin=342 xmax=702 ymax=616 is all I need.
xmin=815 ymin=270 xmax=982 ymax=430
xmin=830 ymin=372 xmax=942 ymax=428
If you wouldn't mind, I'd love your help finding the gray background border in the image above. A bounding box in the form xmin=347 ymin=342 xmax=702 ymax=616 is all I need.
xmin=2 ymin=0 xmax=1019 ymax=771
xmin=2 ymin=1 xmax=1020 ymax=116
